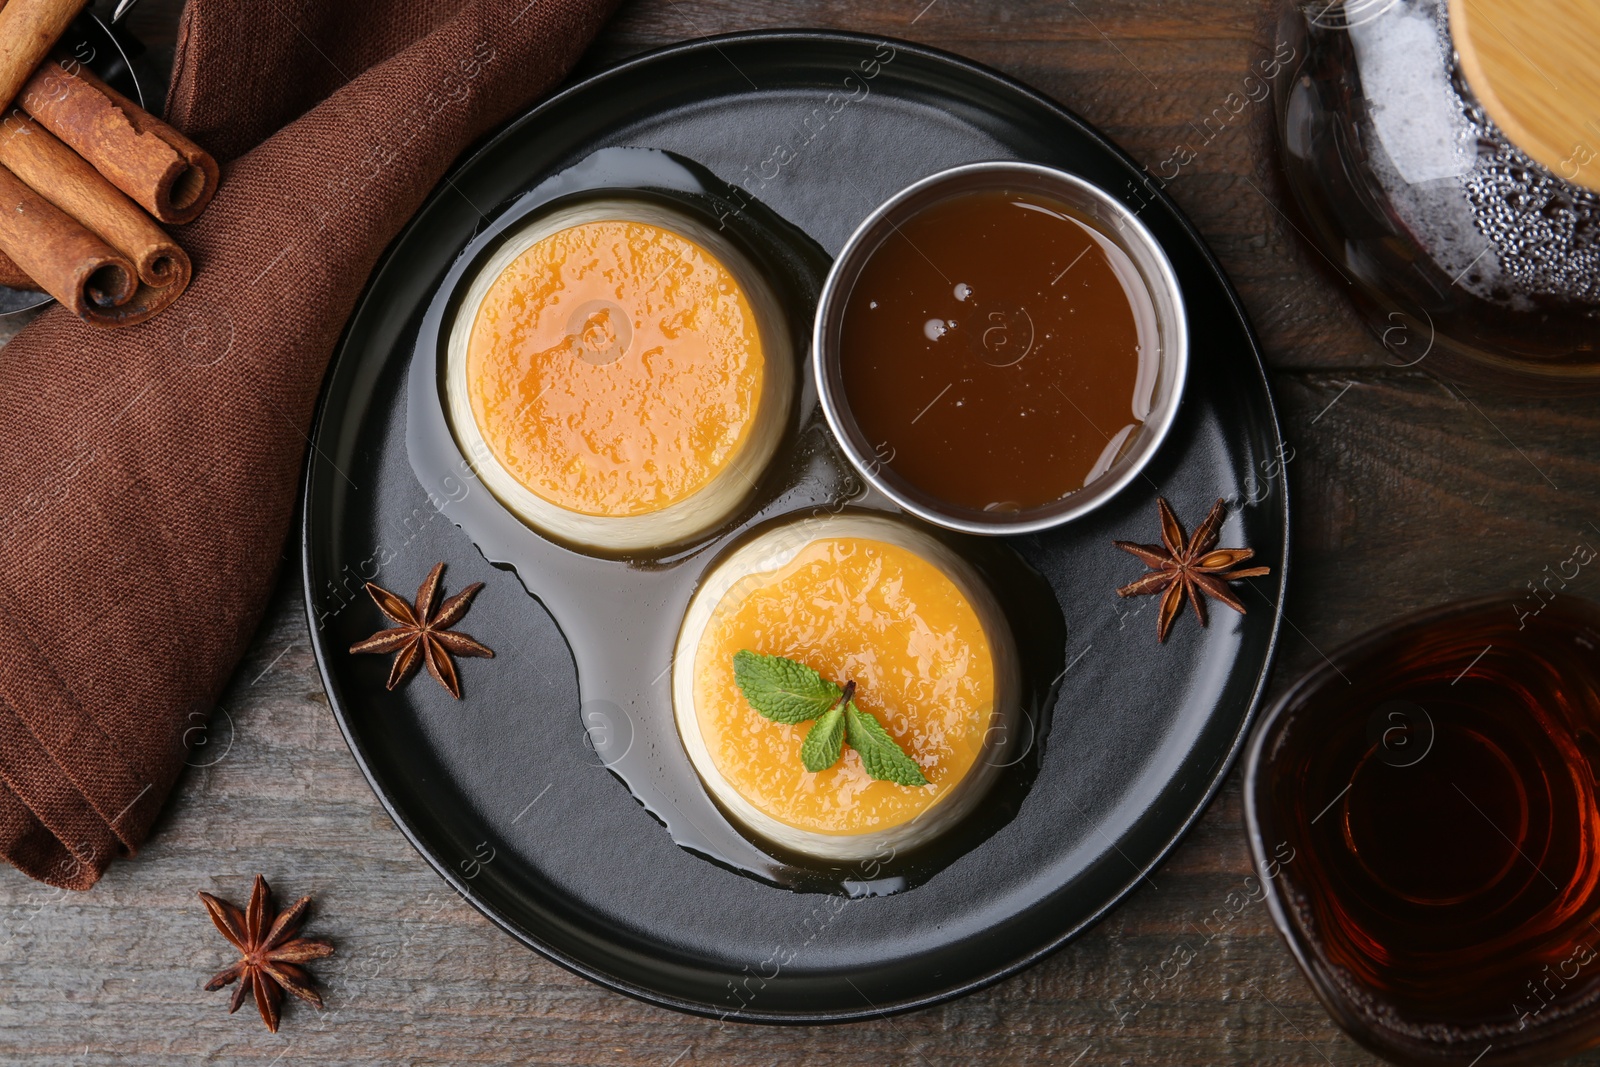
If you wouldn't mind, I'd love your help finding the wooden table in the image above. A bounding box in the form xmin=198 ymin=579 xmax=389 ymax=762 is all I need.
xmin=4 ymin=1 xmax=1597 ymax=1063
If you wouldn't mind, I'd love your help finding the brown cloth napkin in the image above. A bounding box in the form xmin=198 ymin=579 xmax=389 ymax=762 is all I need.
xmin=0 ymin=0 xmax=616 ymax=890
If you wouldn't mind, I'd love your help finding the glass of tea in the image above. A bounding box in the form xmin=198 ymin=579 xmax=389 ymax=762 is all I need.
xmin=813 ymin=160 xmax=1187 ymax=535
xmin=1245 ymin=594 xmax=1600 ymax=1066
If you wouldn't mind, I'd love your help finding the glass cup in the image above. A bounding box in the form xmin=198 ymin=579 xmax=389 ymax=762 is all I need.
xmin=1244 ymin=593 xmax=1600 ymax=1065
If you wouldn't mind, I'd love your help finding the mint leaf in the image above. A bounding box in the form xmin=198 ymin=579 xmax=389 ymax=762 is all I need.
xmin=844 ymin=702 xmax=929 ymax=787
xmin=800 ymin=704 xmax=846 ymax=772
xmin=732 ymin=649 xmax=842 ymax=725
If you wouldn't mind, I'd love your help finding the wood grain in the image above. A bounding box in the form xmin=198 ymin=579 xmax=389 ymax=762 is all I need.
xmin=1449 ymin=0 xmax=1600 ymax=192
xmin=4 ymin=1 xmax=1600 ymax=1063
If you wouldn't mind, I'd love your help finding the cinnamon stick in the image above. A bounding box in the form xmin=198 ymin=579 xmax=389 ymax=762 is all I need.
xmin=0 ymin=249 xmax=39 ymax=291
xmin=0 ymin=162 xmax=136 ymax=322
xmin=0 ymin=112 xmax=189 ymax=292
xmin=20 ymin=64 xmax=219 ymax=224
xmin=0 ymin=0 xmax=86 ymax=112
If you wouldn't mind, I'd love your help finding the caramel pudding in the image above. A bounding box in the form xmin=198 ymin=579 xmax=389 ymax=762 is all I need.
xmin=445 ymin=200 xmax=791 ymax=551
xmin=673 ymin=514 xmax=1019 ymax=861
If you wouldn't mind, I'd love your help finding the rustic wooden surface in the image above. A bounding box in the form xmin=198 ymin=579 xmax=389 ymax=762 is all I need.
xmin=3 ymin=1 xmax=1599 ymax=1064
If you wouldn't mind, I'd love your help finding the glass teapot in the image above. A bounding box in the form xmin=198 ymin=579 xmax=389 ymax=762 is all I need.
xmin=1274 ymin=0 xmax=1600 ymax=392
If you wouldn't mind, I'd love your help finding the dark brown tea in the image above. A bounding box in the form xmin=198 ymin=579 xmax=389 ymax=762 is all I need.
xmin=1252 ymin=596 xmax=1600 ymax=1063
xmin=837 ymin=188 xmax=1161 ymax=514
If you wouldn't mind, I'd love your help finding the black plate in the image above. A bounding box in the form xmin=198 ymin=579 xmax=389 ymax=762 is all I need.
xmin=302 ymin=31 xmax=1288 ymax=1021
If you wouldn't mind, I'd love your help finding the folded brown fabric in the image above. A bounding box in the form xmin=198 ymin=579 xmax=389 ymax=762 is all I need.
xmin=0 ymin=0 xmax=616 ymax=890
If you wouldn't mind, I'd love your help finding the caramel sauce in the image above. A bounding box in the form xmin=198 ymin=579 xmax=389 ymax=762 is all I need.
xmin=691 ymin=534 xmax=995 ymax=835
xmin=839 ymin=189 xmax=1161 ymax=513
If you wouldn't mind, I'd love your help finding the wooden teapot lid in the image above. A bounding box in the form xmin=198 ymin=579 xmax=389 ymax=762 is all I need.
xmin=1449 ymin=0 xmax=1600 ymax=191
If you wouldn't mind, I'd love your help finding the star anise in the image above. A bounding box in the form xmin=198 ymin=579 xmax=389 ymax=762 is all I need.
xmin=348 ymin=562 xmax=494 ymax=699
xmin=199 ymin=874 xmax=335 ymax=1033
xmin=1113 ymin=497 xmax=1271 ymax=642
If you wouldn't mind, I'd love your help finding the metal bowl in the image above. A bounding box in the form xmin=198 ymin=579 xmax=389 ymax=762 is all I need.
xmin=812 ymin=159 xmax=1188 ymax=536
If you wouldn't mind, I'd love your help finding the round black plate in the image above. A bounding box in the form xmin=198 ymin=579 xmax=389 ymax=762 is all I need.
xmin=302 ymin=31 xmax=1288 ymax=1021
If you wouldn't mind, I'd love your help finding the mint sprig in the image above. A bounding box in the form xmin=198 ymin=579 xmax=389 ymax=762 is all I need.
xmin=731 ymin=650 xmax=929 ymax=787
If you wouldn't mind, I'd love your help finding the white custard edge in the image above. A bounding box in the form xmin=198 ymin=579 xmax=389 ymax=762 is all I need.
xmin=444 ymin=199 xmax=793 ymax=552
xmin=672 ymin=513 xmax=1020 ymax=863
